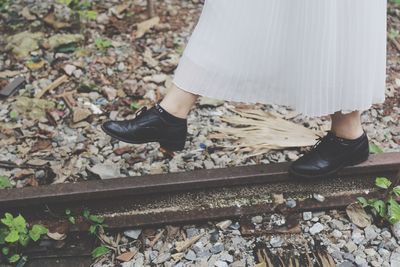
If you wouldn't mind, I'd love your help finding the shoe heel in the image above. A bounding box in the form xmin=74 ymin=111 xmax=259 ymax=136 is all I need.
xmin=159 ymin=139 xmax=186 ymax=151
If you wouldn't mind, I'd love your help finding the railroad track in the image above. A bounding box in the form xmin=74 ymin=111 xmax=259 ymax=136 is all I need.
xmin=0 ymin=152 xmax=398 ymax=266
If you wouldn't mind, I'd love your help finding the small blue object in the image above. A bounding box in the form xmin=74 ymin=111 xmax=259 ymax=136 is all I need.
xmin=199 ymin=143 xmax=207 ymax=150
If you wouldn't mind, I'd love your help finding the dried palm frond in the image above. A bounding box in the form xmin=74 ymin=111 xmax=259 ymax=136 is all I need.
xmin=209 ymin=106 xmax=325 ymax=157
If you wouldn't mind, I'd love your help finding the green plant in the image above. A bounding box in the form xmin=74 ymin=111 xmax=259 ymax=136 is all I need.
xmin=0 ymin=176 xmax=12 ymax=189
xmin=358 ymin=176 xmax=400 ymax=224
xmin=0 ymin=0 xmax=11 ymax=13
xmin=82 ymin=209 xmax=107 ymax=235
xmin=91 ymin=245 xmax=110 ymax=259
xmin=0 ymin=213 xmax=48 ymax=264
xmin=57 ymin=0 xmax=97 ymax=20
xmin=95 ymin=37 xmax=113 ymax=50
xmin=65 ymin=209 xmax=76 ymax=224
xmin=82 ymin=209 xmax=110 ymax=260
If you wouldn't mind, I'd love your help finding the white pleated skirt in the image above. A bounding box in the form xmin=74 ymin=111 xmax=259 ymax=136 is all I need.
xmin=172 ymin=0 xmax=387 ymax=117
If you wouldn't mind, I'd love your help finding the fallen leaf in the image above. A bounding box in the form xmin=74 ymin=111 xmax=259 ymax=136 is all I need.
xmin=346 ymin=202 xmax=372 ymax=228
xmin=136 ymin=16 xmax=160 ymax=39
xmin=116 ymin=251 xmax=136 ymax=262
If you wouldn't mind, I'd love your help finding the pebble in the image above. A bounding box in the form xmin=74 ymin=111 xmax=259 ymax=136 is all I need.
xmin=269 ymin=236 xmax=284 ymax=248
xmin=303 ymin=212 xmax=312 ymax=221
xmin=184 ymin=250 xmax=196 ymax=261
xmin=210 ymin=242 xmax=224 ymax=254
xmin=313 ymin=193 xmax=325 ymax=202
xmin=124 ymin=229 xmax=142 ymax=239
xmin=216 ymin=220 xmax=232 ymax=231
xmin=365 ymin=225 xmax=378 ymax=240
xmin=286 ymin=198 xmax=296 ymax=208
xmin=352 ymin=232 xmax=365 ymax=245
xmin=214 ymin=260 xmax=229 ymax=267
xmin=251 ymin=216 xmax=263 ymax=224
xmin=309 ymin=223 xmax=324 ymax=235
xmin=344 ymin=241 xmax=357 ymax=253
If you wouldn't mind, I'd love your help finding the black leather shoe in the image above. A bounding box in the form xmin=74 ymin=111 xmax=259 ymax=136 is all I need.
xmin=101 ymin=105 xmax=187 ymax=151
xmin=289 ymin=130 xmax=369 ymax=179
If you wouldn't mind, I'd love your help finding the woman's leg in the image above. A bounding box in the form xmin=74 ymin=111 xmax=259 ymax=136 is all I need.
xmin=330 ymin=111 xmax=364 ymax=139
xmin=159 ymin=83 xmax=199 ymax=119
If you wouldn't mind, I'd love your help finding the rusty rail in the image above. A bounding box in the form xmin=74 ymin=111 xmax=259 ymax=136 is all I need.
xmin=1 ymin=152 xmax=399 ymax=209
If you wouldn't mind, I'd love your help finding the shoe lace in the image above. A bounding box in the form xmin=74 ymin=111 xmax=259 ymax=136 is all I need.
xmin=133 ymin=106 xmax=148 ymax=119
xmin=312 ymin=130 xmax=334 ymax=150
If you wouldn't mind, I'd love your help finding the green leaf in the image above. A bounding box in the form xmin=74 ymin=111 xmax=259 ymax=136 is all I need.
xmin=83 ymin=209 xmax=90 ymax=219
xmin=357 ymin=197 xmax=369 ymax=207
xmin=95 ymin=38 xmax=112 ymax=50
xmin=19 ymin=233 xmax=30 ymax=247
xmin=9 ymin=111 xmax=18 ymax=120
xmin=89 ymin=225 xmax=97 ymax=235
xmin=388 ymin=198 xmax=400 ymax=224
xmin=2 ymin=247 xmax=9 ymax=255
xmin=79 ymin=10 xmax=98 ymax=20
xmin=371 ymin=200 xmax=386 ymax=218
xmin=369 ymin=143 xmax=383 ymax=154
xmin=13 ymin=215 xmax=27 ymax=234
xmin=0 ymin=176 xmax=12 ymax=189
xmin=130 ymin=102 xmax=140 ymax=110
xmin=68 ymin=216 xmax=76 ymax=225
xmin=91 ymin=245 xmax=109 ymax=259
xmin=29 ymin=225 xmax=48 ymax=242
xmin=393 ymin=186 xmax=400 ymax=197
xmin=0 ymin=227 xmax=9 ymax=244
xmin=1 ymin=213 xmax=13 ymax=226
xmin=8 ymin=254 xmax=20 ymax=263
xmin=89 ymin=215 xmax=104 ymax=224
xmin=5 ymin=230 xmax=19 ymax=243
xmin=375 ymin=177 xmax=392 ymax=189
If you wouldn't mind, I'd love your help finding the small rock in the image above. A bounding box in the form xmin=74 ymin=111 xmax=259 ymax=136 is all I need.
xmin=332 ymin=229 xmax=343 ymax=239
xmin=251 ymin=216 xmax=263 ymax=224
xmin=210 ymin=242 xmax=224 ymax=254
xmin=286 ymin=198 xmax=296 ymax=208
xmin=355 ymin=255 xmax=367 ymax=266
xmin=364 ymin=225 xmax=378 ymax=241
xmin=313 ymin=193 xmax=325 ymax=202
xmin=269 ymin=236 xmax=284 ymax=248
xmin=153 ymin=253 xmax=171 ymax=264
xmin=185 ymin=250 xmax=196 ymax=261
xmin=303 ymin=212 xmax=312 ymax=221
xmin=391 ymin=221 xmax=400 ymax=241
xmin=352 ymin=232 xmax=365 ymax=245
xmin=88 ymin=163 xmax=121 ymax=179
xmin=309 ymin=223 xmax=324 ymax=235
xmin=338 ymin=261 xmax=356 ymax=267
xmin=73 ymin=108 xmax=91 ymax=123
xmin=124 ymin=229 xmax=142 ymax=239
xmin=364 ymin=248 xmax=376 ymax=257
xmin=220 ymin=252 xmax=234 ymax=263
xmin=63 ymin=64 xmax=76 ymax=76
xmin=216 ymin=220 xmax=232 ymax=231
xmin=117 ymin=62 xmax=125 ymax=71
xmin=214 ymin=260 xmax=228 ymax=267
xmin=390 ymin=251 xmax=400 ymax=267
xmin=186 ymin=228 xmax=199 ymax=239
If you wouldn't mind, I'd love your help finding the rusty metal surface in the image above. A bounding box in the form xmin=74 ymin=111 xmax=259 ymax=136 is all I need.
xmin=0 ymin=152 xmax=399 ymax=208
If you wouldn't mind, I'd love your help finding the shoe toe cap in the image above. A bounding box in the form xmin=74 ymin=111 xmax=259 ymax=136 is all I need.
xmin=102 ymin=121 xmax=122 ymax=136
xmin=290 ymin=160 xmax=321 ymax=176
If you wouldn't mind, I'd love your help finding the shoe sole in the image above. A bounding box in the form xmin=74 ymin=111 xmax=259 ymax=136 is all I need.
xmin=288 ymin=153 xmax=370 ymax=180
xmin=100 ymin=124 xmax=186 ymax=152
